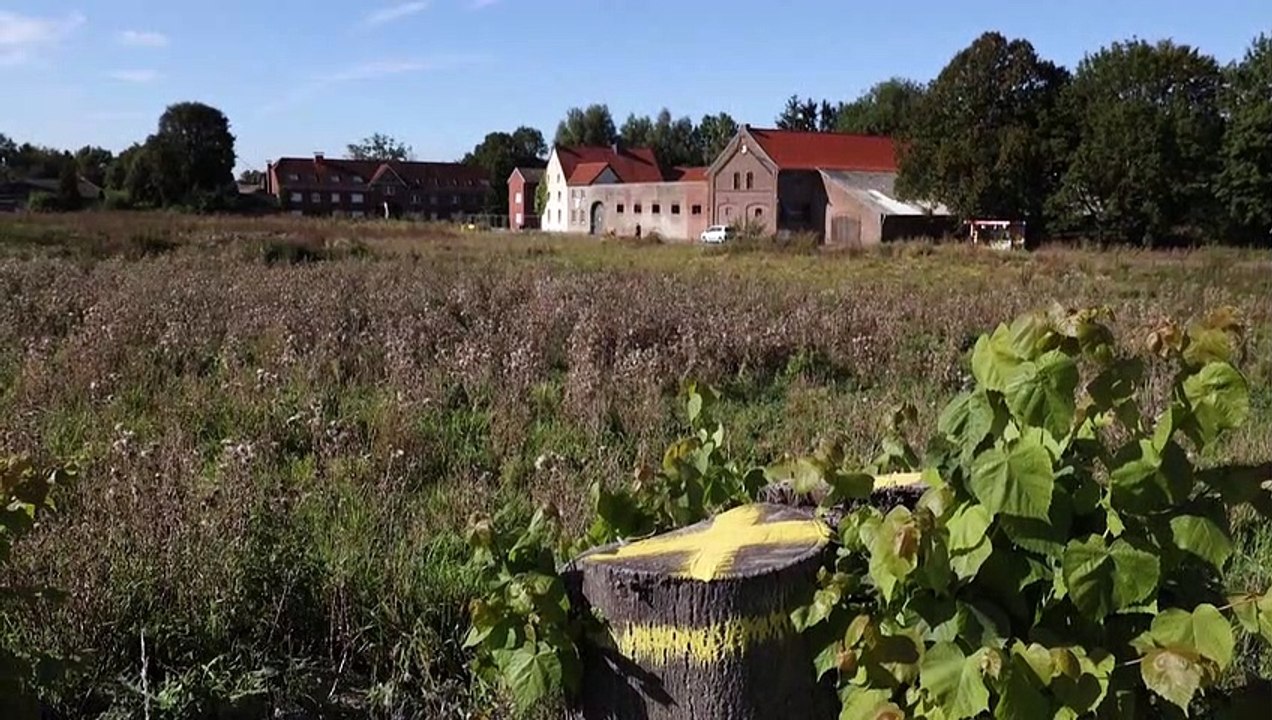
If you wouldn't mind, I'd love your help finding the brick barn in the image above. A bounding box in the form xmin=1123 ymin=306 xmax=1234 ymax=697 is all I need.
xmin=706 ymin=126 xmax=952 ymax=246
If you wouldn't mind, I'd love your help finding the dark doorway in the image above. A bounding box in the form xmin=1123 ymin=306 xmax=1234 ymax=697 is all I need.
xmin=590 ymin=201 xmax=605 ymax=235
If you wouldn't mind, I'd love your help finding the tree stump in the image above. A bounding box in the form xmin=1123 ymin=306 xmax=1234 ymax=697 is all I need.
xmin=563 ymin=504 xmax=835 ymax=720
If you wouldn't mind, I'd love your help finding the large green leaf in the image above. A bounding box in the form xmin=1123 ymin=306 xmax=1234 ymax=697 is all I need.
xmin=1010 ymin=641 xmax=1054 ymax=686
xmin=972 ymin=325 xmax=1023 ymax=392
xmin=1003 ymin=350 xmax=1078 ymax=440
xmin=1051 ymin=647 xmax=1114 ymax=718
xmin=1062 ymin=536 xmax=1160 ymax=620
xmin=995 ymin=655 xmax=1052 ymax=720
xmin=839 ymin=688 xmax=901 ymax=720
xmin=868 ymin=507 xmax=920 ymax=602
xmin=1170 ymin=514 xmax=1233 ymax=570
xmin=1108 ymin=439 xmax=1193 ymax=514
xmin=919 ymin=642 xmax=990 ymax=720
xmin=1149 ymin=605 xmax=1235 ymax=670
xmin=1140 ymin=647 xmax=1204 ymax=714
xmin=1182 ymin=362 xmax=1250 ymax=446
xmin=947 ymin=504 xmax=993 ymax=581
xmin=495 ymin=643 xmax=565 ymax=709
xmin=939 ymin=389 xmax=998 ymax=457
xmin=968 ymin=437 xmax=1054 ymax=520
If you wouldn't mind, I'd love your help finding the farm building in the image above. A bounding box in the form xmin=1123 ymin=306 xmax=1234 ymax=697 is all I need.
xmin=526 ymin=126 xmax=953 ymax=245
xmin=265 ymin=154 xmax=489 ymax=220
xmin=508 ymin=166 xmax=544 ymax=230
xmin=0 ymin=177 xmax=102 ymax=212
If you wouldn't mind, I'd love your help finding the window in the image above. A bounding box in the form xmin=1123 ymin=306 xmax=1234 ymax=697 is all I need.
xmin=351 ymin=193 xmax=364 ymax=205
xmin=634 ymin=203 xmax=642 ymax=214
xmin=430 ymin=195 xmax=438 ymax=205
xmin=671 ymin=204 xmax=681 ymax=215
xmin=515 ymin=212 xmax=523 ymax=224
xmin=746 ymin=171 xmax=754 ymax=190
xmin=616 ymin=203 xmax=625 ymax=214
xmin=310 ymin=192 xmax=321 ymax=203
xmin=351 ymin=175 xmax=363 ymax=184
xmin=412 ymin=194 xmax=421 ymax=205
xmin=733 ymin=172 xmax=740 ymax=190
xmin=290 ymin=210 xmax=303 ymax=217
xmin=651 ymin=204 xmax=661 ymax=215
xmin=385 ymin=186 xmax=396 ymax=196
xmin=754 ymin=207 xmax=763 ymax=218
xmin=290 ymin=192 xmax=303 ymax=203
xmin=725 ymin=206 xmax=732 ymax=217
xmin=452 ymin=195 xmax=461 ymax=205
xmin=330 ymin=175 xmax=341 ymax=183
xmin=556 ymin=209 xmax=561 ymax=222
xmin=515 ymin=192 xmax=522 ymax=204
xmin=351 ymin=211 xmax=364 ymax=218
xmin=331 ymin=192 xmax=341 ymax=203
xmin=691 ymin=204 xmax=702 ymax=215
xmin=557 ymin=191 xmax=561 ymax=201
xmin=287 ymin=173 xmax=300 ymax=182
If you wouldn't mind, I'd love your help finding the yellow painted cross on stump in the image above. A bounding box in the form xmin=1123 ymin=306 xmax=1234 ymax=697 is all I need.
xmin=586 ymin=505 xmax=831 ymax=582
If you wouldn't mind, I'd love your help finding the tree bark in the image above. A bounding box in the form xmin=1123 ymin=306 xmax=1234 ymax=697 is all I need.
xmin=563 ymin=504 xmax=835 ymax=720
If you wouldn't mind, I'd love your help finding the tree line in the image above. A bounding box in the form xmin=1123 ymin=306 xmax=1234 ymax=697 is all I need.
xmin=779 ymin=32 xmax=1272 ymax=246
xmin=4 ymin=29 xmax=1269 ymax=244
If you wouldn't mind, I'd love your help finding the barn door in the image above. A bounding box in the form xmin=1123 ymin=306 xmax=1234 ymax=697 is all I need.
xmin=831 ymin=216 xmax=861 ymax=246
xmin=589 ymin=202 xmax=605 ymax=235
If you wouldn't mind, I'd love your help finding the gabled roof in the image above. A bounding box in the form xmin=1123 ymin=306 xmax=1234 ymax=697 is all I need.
xmin=511 ymin=167 xmax=545 ymax=183
xmin=553 ymin=145 xmax=666 ymax=184
xmin=746 ymin=128 xmax=898 ymax=172
xmin=270 ymin=157 xmax=488 ymax=190
xmin=568 ymin=162 xmax=612 ymax=186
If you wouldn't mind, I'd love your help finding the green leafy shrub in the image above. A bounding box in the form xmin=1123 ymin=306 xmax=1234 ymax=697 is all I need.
xmin=797 ymin=305 xmax=1272 ymax=717
xmin=1 ymin=456 xmax=74 ymax=717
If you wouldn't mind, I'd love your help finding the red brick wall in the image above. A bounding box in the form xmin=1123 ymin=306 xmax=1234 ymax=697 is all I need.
xmin=709 ymin=137 xmax=778 ymax=232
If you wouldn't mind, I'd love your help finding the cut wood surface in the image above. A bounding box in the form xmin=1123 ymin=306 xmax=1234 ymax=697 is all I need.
xmin=564 ymin=504 xmax=835 ymax=720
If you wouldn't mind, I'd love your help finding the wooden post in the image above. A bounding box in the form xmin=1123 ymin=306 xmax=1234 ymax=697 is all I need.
xmin=564 ymin=504 xmax=835 ymax=720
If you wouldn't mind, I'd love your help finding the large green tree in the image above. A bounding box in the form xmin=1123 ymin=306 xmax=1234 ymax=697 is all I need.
xmin=697 ymin=112 xmax=739 ymax=165
xmin=57 ymin=153 xmax=83 ymax=210
xmin=347 ymin=133 xmax=414 ymax=161
xmin=835 ymin=78 xmax=926 ymax=136
xmin=554 ymin=104 xmax=617 ymax=147
xmin=1056 ymin=40 xmax=1224 ymax=245
xmin=619 ymin=113 xmax=655 ymax=148
xmin=462 ymin=126 xmax=547 ymax=214
xmin=775 ymin=95 xmax=820 ymax=131
xmin=1217 ymin=33 xmax=1272 ymax=243
xmin=896 ymin=32 xmax=1071 ymax=232
xmin=147 ymin=101 xmax=237 ymax=205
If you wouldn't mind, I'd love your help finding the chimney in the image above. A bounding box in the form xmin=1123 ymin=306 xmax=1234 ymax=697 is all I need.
xmin=610 ymin=141 xmax=620 ymax=155
xmin=314 ymin=151 xmax=324 ymax=160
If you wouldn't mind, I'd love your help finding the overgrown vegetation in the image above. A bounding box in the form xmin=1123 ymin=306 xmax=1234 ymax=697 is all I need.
xmin=0 ymin=213 xmax=1270 ymax=717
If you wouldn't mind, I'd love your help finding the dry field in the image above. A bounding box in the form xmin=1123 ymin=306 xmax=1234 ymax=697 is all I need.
xmin=1 ymin=212 xmax=1270 ymax=717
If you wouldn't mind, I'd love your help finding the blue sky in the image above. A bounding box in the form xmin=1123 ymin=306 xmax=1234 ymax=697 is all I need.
xmin=2 ymin=0 xmax=1269 ymax=173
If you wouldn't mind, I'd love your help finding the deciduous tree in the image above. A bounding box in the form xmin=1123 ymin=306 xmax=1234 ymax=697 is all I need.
xmin=897 ymin=32 xmax=1071 ymax=233
xmin=1217 ymin=33 xmax=1272 ymax=244
xmin=696 ymin=112 xmax=739 ymax=165
xmin=463 ymin=126 xmax=547 ymax=214
xmin=1056 ymin=40 xmax=1224 ymax=245
xmin=148 ymin=101 xmax=238 ymax=205
xmin=775 ymin=95 xmax=820 ymax=131
xmin=347 ymin=133 xmax=414 ymax=161
xmin=57 ymin=153 xmax=82 ymax=210
xmin=554 ymin=104 xmax=617 ymax=147
xmin=834 ymin=78 xmax=926 ymax=137
xmin=73 ymin=146 xmax=114 ymax=187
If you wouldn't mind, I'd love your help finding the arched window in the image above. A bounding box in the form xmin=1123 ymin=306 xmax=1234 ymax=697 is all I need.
xmin=746 ymin=171 xmax=754 ymax=190
xmin=732 ymin=172 xmax=740 ymax=190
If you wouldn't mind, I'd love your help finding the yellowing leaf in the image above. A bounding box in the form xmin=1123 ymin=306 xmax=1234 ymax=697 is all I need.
xmin=1141 ymin=647 xmax=1204 ymax=714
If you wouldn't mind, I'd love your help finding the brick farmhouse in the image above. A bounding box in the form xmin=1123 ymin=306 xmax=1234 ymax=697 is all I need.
xmin=265 ymin=154 xmax=489 ymax=220
xmin=523 ymin=126 xmax=952 ymax=245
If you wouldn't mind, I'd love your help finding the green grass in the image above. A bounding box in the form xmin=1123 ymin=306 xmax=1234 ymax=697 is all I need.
xmin=1 ymin=211 xmax=1270 ymax=717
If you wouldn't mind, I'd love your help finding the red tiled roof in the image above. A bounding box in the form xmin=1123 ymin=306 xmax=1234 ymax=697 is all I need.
xmin=569 ymin=162 xmax=611 ymax=186
xmin=669 ymin=166 xmax=708 ymax=182
xmin=555 ymin=146 xmax=666 ymax=184
xmin=270 ymin=157 xmax=488 ymax=190
xmin=747 ymin=129 xmax=898 ymax=172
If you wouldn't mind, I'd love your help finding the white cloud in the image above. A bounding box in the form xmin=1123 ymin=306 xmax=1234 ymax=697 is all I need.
xmin=118 ymin=30 xmax=169 ymax=48
xmin=108 ymin=69 xmax=162 ymax=83
xmin=0 ymin=11 xmax=85 ymax=65
xmin=362 ymin=2 xmax=430 ymax=28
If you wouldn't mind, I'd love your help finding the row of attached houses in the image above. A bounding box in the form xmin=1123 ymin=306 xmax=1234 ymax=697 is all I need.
xmin=264 ymin=154 xmax=489 ymax=220
xmin=515 ymin=126 xmax=953 ymax=246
